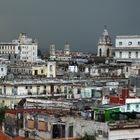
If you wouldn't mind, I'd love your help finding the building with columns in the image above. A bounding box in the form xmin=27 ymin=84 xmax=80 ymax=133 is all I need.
xmin=114 ymin=35 xmax=140 ymax=63
xmin=97 ymin=28 xmax=113 ymax=57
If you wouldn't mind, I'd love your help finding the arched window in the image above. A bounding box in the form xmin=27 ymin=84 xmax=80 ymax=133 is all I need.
xmin=107 ymin=48 xmax=110 ymax=57
xmin=99 ymin=48 xmax=102 ymax=56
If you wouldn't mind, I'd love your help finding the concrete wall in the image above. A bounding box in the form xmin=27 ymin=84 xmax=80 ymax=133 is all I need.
xmin=109 ymin=128 xmax=140 ymax=140
xmin=97 ymin=45 xmax=112 ymax=57
xmin=116 ymin=36 xmax=140 ymax=47
xmin=115 ymin=51 xmax=140 ymax=59
xmin=32 ymin=66 xmax=48 ymax=76
xmin=47 ymin=61 xmax=56 ymax=78
xmin=61 ymin=117 xmax=108 ymax=139
xmin=0 ymin=64 xmax=7 ymax=78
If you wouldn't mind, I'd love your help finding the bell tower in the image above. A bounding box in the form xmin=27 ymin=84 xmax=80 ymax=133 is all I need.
xmin=64 ymin=42 xmax=70 ymax=56
xmin=97 ymin=26 xmax=112 ymax=57
xmin=49 ymin=44 xmax=56 ymax=60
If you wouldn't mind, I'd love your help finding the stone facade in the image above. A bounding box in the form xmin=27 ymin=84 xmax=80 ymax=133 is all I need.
xmin=97 ymin=28 xmax=113 ymax=57
xmin=114 ymin=35 xmax=140 ymax=63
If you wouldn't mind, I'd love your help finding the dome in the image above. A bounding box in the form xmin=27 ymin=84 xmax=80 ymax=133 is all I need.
xmin=98 ymin=28 xmax=112 ymax=46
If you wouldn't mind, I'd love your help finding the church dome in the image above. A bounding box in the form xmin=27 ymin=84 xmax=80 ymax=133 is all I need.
xmin=98 ymin=28 xmax=112 ymax=46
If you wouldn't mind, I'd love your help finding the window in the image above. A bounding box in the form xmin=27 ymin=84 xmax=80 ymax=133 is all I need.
xmin=99 ymin=48 xmax=102 ymax=57
xmin=0 ymin=89 xmax=2 ymax=95
xmin=107 ymin=48 xmax=110 ymax=57
xmin=64 ymin=87 xmax=67 ymax=93
xmin=1 ymin=68 xmax=3 ymax=71
xmin=128 ymin=41 xmax=132 ymax=45
xmin=50 ymin=65 xmax=53 ymax=71
xmin=138 ymin=42 xmax=140 ymax=45
xmin=69 ymin=125 xmax=73 ymax=137
xmin=41 ymin=69 xmax=44 ymax=73
xmin=27 ymin=119 xmax=34 ymax=129
xmin=129 ymin=52 xmax=131 ymax=58
xmin=98 ymin=130 xmax=103 ymax=135
xmin=38 ymin=121 xmax=46 ymax=131
xmin=127 ymin=104 xmax=130 ymax=110
xmin=119 ymin=42 xmax=122 ymax=45
xmin=119 ymin=52 xmax=122 ymax=58
xmin=136 ymin=52 xmax=138 ymax=58
xmin=126 ymin=67 xmax=129 ymax=72
xmin=77 ymin=88 xmax=81 ymax=94
xmin=136 ymin=104 xmax=139 ymax=109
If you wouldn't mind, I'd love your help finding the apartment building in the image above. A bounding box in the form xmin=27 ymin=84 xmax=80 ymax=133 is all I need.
xmin=114 ymin=35 xmax=140 ymax=63
xmin=0 ymin=33 xmax=38 ymax=62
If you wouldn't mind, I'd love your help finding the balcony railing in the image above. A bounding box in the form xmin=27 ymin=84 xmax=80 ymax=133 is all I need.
xmin=108 ymin=119 xmax=140 ymax=130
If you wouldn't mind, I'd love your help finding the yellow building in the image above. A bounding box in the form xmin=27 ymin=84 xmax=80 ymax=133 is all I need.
xmin=32 ymin=65 xmax=47 ymax=76
xmin=32 ymin=61 xmax=56 ymax=78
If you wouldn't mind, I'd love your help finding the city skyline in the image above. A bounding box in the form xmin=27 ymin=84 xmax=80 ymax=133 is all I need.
xmin=0 ymin=0 xmax=139 ymax=53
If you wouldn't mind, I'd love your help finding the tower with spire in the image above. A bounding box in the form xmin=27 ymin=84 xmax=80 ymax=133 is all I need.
xmin=97 ymin=26 xmax=113 ymax=57
xmin=49 ymin=44 xmax=56 ymax=60
xmin=64 ymin=42 xmax=70 ymax=56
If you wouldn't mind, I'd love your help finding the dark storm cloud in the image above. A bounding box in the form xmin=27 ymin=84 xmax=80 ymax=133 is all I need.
xmin=0 ymin=0 xmax=139 ymax=53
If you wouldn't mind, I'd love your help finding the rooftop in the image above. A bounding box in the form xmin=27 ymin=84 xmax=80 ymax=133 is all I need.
xmin=6 ymin=108 xmax=47 ymax=115
xmin=116 ymin=35 xmax=140 ymax=39
xmin=93 ymin=104 xmax=122 ymax=110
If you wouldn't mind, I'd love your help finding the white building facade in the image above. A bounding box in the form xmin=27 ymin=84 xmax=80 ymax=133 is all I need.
xmin=114 ymin=35 xmax=140 ymax=63
xmin=47 ymin=61 xmax=56 ymax=78
xmin=0 ymin=64 xmax=7 ymax=78
xmin=120 ymin=98 xmax=140 ymax=112
xmin=0 ymin=33 xmax=38 ymax=62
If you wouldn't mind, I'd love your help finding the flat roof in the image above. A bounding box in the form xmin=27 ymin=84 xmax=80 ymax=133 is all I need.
xmin=93 ymin=104 xmax=122 ymax=110
xmin=6 ymin=108 xmax=47 ymax=115
xmin=116 ymin=35 xmax=140 ymax=39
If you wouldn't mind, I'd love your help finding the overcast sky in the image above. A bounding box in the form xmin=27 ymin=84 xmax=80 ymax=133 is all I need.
xmin=0 ymin=0 xmax=139 ymax=53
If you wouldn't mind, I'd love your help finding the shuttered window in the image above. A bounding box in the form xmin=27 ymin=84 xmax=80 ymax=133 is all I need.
xmin=38 ymin=121 xmax=46 ymax=131
xmin=27 ymin=119 xmax=34 ymax=129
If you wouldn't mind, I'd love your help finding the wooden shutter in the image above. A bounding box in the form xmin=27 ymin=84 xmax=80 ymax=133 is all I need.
xmin=38 ymin=121 xmax=46 ymax=131
xmin=27 ymin=119 xmax=34 ymax=129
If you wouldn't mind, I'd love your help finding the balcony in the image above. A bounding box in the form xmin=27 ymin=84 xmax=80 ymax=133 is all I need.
xmin=108 ymin=119 xmax=140 ymax=130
